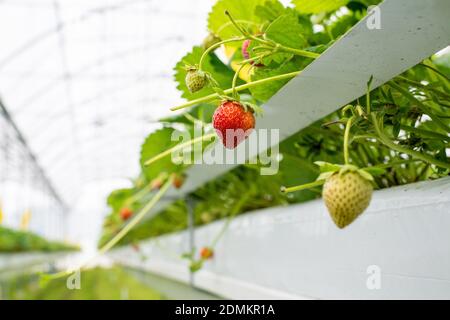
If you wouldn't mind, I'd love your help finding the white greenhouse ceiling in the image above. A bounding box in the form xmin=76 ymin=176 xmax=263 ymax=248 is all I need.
xmin=0 ymin=0 xmax=211 ymax=205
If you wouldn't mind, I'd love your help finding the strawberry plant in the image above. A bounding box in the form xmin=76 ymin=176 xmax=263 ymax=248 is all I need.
xmin=97 ymin=0 xmax=449 ymax=259
xmin=0 ymin=226 xmax=79 ymax=253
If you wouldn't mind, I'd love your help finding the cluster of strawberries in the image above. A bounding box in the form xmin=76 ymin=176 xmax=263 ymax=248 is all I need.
xmin=185 ymin=41 xmax=261 ymax=150
xmin=184 ymin=37 xmax=375 ymax=229
xmin=118 ymin=173 xmax=186 ymax=222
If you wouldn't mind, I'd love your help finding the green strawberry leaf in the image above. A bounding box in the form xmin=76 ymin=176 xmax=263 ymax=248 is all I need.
xmin=339 ymin=164 xmax=359 ymax=176
xmin=265 ymin=13 xmax=308 ymax=49
xmin=140 ymin=128 xmax=184 ymax=181
xmin=208 ymin=0 xmax=266 ymax=40
xmin=189 ymin=260 xmax=204 ymax=273
xmin=263 ymin=52 xmax=294 ymax=65
xmin=38 ymin=274 xmax=52 ymax=289
xmin=107 ymin=188 xmax=135 ymax=212
xmin=159 ymin=103 xmax=216 ymax=125
xmin=292 ymin=0 xmax=349 ymax=14
xmin=249 ymin=60 xmax=300 ymax=102
xmin=181 ymin=251 xmax=194 ymax=259
xmin=279 ymin=154 xmax=318 ymax=202
xmin=362 ymin=166 xmax=386 ymax=176
xmin=174 ymin=46 xmax=235 ymax=101
xmin=254 ymin=0 xmax=287 ymax=22
xmin=328 ymin=10 xmax=360 ymax=39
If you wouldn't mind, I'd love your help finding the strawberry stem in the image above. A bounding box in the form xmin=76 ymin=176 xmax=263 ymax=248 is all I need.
xmin=387 ymin=81 xmax=450 ymax=133
xmin=98 ymin=178 xmax=172 ymax=255
xmin=123 ymin=182 xmax=154 ymax=207
xmin=216 ymin=19 xmax=259 ymax=35
xmin=171 ymin=70 xmax=301 ymax=111
xmin=224 ymin=10 xmax=252 ymax=38
xmin=419 ymin=62 xmax=450 ymax=83
xmin=396 ymin=76 xmax=450 ymax=99
xmin=238 ymin=51 xmax=272 ymax=65
xmin=144 ymin=133 xmax=216 ymax=166
xmin=198 ymin=37 xmax=246 ymax=71
xmin=41 ymin=178 xmax=173 ymax=282
xmin=367 ymin=159 xmax=423 ymax=169
xmin=183 ymin=113 xmax=206 ymax=126
xmin=281 ymin=179 xmax=325 ymax=193
xmin=232 ymin=64 xmax=245 ymax=99
xmin=366 ymin=75 xmax=373 ymax=114
xmin=343 ymin=116 xmax=354 ymax=165
xmin=210 ymin=184 xmax=254 ymax=248
xmin=275 ymin=45 xmax=320 ymax=59
xmin=370 ymin=113 xmax=450 ymax=169
xmin=224 ymin=10 xmax=319 ymax=60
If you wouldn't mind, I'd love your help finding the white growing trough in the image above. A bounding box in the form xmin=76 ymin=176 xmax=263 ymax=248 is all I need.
xmin=0 ymin=252 xmax=67 ymax=280
xmin=110 ymin=177 xmax=450 ymax=299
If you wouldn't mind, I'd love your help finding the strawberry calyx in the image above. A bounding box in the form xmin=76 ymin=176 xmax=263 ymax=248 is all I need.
xmin=184 ymin=64 xmax=199 ymax=72
xmin=281 ymin=162 xmax=386 ymax=194
xmin=221 ymin=98 xmax=263 ymax=117
xmin=314 ymin=161 xmax=377 ymax=183
xmin=244 ymin=102 xmax=264 ymax=117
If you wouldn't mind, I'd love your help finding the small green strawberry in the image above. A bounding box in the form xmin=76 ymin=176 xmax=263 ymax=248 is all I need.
xmin=185 ymin=67 xmax=207 ymax=93
xmin=322 ymin=169 xmax=373 ymax=228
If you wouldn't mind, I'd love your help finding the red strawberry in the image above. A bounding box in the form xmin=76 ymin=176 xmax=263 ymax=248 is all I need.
xmin=151 ymin=178 xmax=163 ymax=190
xmin=242 ymin=39 xmax=251 ymax=59
xmin=213 ymin=100 xmax=255 ymax=149
xmin=119 ymin=207 xmax=133 ymax=221
xmin=200 ymin=247 xmax=214 ymax=260
xmin=172 ymin=173 xmax=185 ymax=189
xmin=242 ymin=39 xmax=264 ymax=67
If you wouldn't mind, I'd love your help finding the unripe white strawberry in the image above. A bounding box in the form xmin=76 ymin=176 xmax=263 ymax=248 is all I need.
xmin=322 ymin=171 xmax=373 ymax=228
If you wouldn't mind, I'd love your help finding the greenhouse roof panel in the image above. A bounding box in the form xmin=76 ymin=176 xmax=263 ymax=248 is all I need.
xmin=0 ymin=0 xmax=211 ymax=204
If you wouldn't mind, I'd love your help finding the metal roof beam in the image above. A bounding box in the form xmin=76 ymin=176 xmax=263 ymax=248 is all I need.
xmin=0 ymin=97 xmax=67 ymax=210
